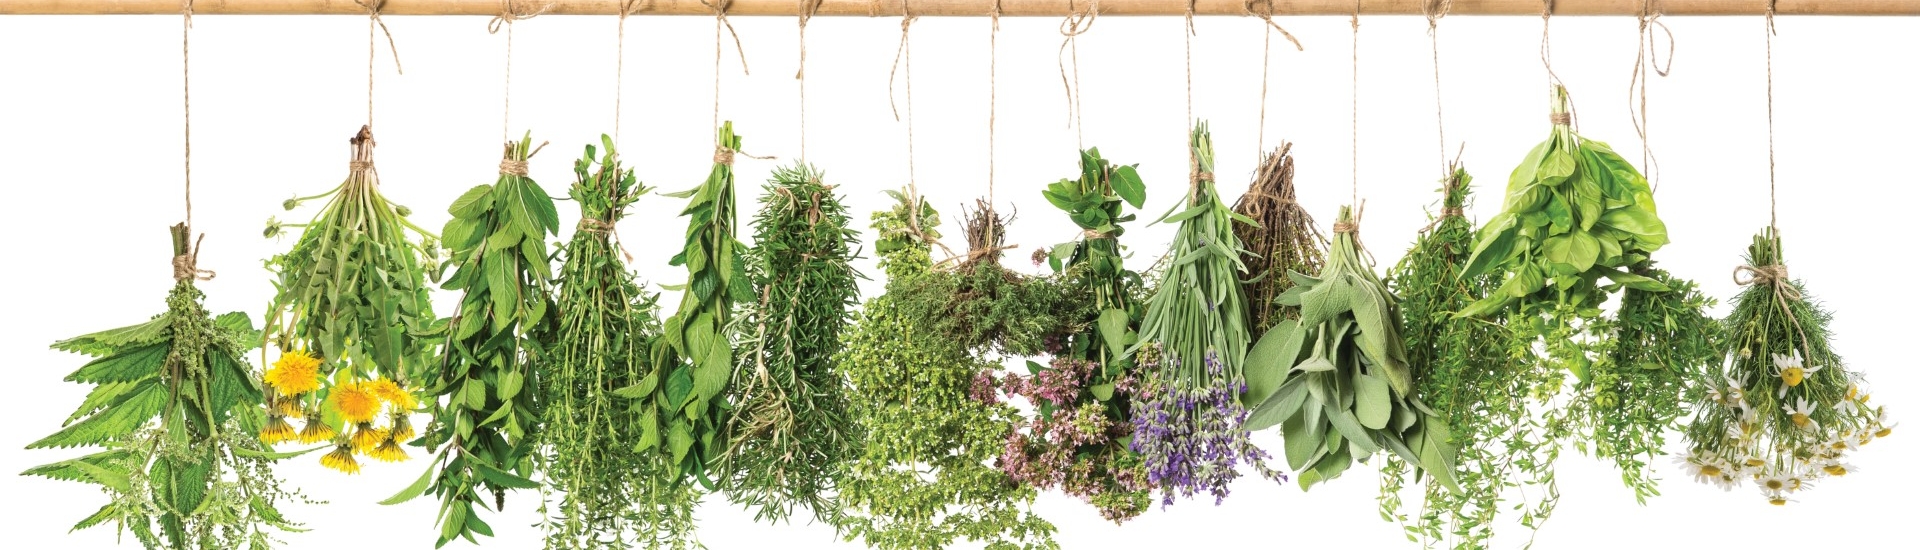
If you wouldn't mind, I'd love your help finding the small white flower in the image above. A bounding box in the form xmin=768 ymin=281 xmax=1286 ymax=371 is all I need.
xmin=1757 ymin=474 xmax=1792 ymax=494
xmin=1820 ymin=461 xmax=1860 ymax=477
xmin=1770 ymin=352 xmax=1824 ymax=397
xmin=1784 ymin=398 xmax=1820 ymax=432
xmin=1724 ymin=375 xmax=1750 ymax=408
xmin=1836 ymin=398 xmax=1859 ymax=417
xmin=1824 ymin=434 xmax=1859 ymax=453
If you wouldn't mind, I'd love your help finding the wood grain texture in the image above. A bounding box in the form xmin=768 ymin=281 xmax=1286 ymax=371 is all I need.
xmin=5 ymin=0 xmax=1917 ymax=16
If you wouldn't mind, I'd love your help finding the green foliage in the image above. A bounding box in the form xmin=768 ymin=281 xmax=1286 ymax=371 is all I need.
xmin=1458 ymin=85 xmax=1671 ymax=320
xmin=419 ymin=133 xmax=558 ymax=547
xmin=1245 ymin=206 xmax=1460 ymax=493
xmin=893 ymin=260 xmax=1084 ymax=357
xmin=537 ymin=137 xmax=694 ymax=549
xmin=24 ymin=224 xmax=307 ymax=550
xmin=837 ymin=192 xmax=1056 ymax=550
xmin=719 ymin=163 xmax=862 ymax=526
xmin=1135 ymin=122 xmax=1256 ymax=390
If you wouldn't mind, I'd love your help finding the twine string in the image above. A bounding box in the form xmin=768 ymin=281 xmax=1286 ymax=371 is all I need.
xmin=1184 ymin=0 xmax=1195 ymax=131
xmin=1245 ymin=0 xmax=1302 ymax=156
xmin=1629 ymin=0 xmax=1674 ymax=192
xmin=615 ymin=0 xmax=644 ymax=146
xmin=1350 ymin=0 xmax=1360 ymax=208
xmin=1765 ymin=0 xmax=1779 ymax=234
xmin=174 ymin=234 xmax=216 ymax=282
xmin=182 ymin=0 xmax=193 ymax=229
xmin=354 ymin=0 xmax=403 ymax=130
xmin=489 ymin=1 xmax=549 ymax=142
xmin=1057 ymin=1 xmax=1094 ymax=149
xmin=988 ymin=0 xmax=1001 ymax=244
xmin=797 ymin=0 xmax=821 ymax=158
xmin=1426 ymin=0 xmax=1451 ymax=176
xmin=703 ymin=0 xmax=749 ymax=143
xmin=1540 ymin=0 xmax=1564 ymax=89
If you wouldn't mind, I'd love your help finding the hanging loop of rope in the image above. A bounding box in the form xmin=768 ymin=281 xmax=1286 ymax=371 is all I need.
xmin=614 ymin=0 xmax=644 ymax=146
xmin=490 ymin=1 xmax=548 ymax=141
xmin=1629 ymin=0 xmax=1674 ymax=191
xmin=1058 ymin=0 xmax=1095 ymax=147
xmin=887 ymin=12 xmax=919 ymax=121
xmin=1243 ymin=0 xmax=1303 ymax=51
xmin=355 ymin=0 xmax=404 ymax=131
xmin=1425 ymin=0 xmax=1451 ymax=176
xmin=702 ymin=0 xmax=751 ymax=75
xmin=1248 ymin=0 xmax=1304 ymax=156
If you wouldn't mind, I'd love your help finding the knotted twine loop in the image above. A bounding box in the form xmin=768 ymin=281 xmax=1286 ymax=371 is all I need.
xmin=1334 ymin=202 xmax=1378 ymax=266
xmin=1549 ymin=111 xmax=1572 ymax=125
xmin=702 ymin=0 xmax=751 ymax=75
xmin=1735 ymin=260 xmax=1814 ymax=360
xmin=1629 ymin=0 xmax=1673 ymax=192
xmin=354 ymin=0 xmax=404 ymax=132
xmin=887 ymin=13 xmax=921 ymax=121
xmin=487 ymin=1 xmax=549 ymax=34
xmin=1058 ymin=1 xmax=1095 ymax=146
xmin=1243 ymin=0 xmax=1303 ymax=51
xmin=490 ymin=1 xmax=549 ymax=141
xmin=577 ymin=217 xmax=614 ymax=234
xmin=1247 ymin=0 xmax=1304 ymax=155
xmin=499 ymin=159 xmax=530 ymax=176
xmin=714 ymin=146 xmax=735 ymax=165
xmin=173 ymin=234 xmax=215 ymax=282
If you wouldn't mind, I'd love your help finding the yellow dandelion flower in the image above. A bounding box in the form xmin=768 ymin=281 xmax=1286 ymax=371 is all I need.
xmin=271 ymin=396 xmax=305 ymax=418
xmin=349 ymin=422 xmax=387 ymax=453
xmin=367 ymin=378 xmax=418 ymax=411
xmin=321 ymin=444 xmax=361 ymax=474
xmin=369 ymin=436 xmax=409 ymax=463
xmin=331 ymin=381 xmax=382 ymax=424
xmin=298 ymin=414 xmax=337 ymax=444
xmin=388 ymin=411 xmax=416 ymax=443
xmin=259 ymin=415 xmax=296 ymax=444
xmin=264 ymin=350 xmax=324 ymax=397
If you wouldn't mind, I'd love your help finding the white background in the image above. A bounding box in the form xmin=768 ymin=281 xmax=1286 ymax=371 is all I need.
xmin=2 ymin=10 xmax=1917 ymax=549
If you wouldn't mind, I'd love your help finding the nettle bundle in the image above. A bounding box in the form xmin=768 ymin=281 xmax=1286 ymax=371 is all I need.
xmin=838 ymin=190 xmax=1057 ymax=550
xmin=262 ymin=127 xmax=439 ymax=472
xmin=719 ymin=164 xmax=861 ymax=526
xmin=536 ymin=137 xmax=684 ymax=548
xmin=25 ymin=225 xmax=307 ymax=550
xmin=1681 ymin=229 xmax=1891 ymax=504
xmin=1000 ymin=148 xmax=1153 ymax=523
xmin=400 ymin=134 xmax=559 ymax=546
xmin=1233 ymin=143 xmax=1325 ymax=333
xmin=1129 ymin=123 xmax=1285 ymax=506
xmin=1243 ymin=206 xmax=1461 ymax=492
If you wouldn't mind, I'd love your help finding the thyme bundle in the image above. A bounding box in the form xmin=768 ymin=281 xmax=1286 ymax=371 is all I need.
xmin=1681 ymin=229 xmax=1891 ymax=504
xmin=1129 ymin=123 xmax=1284 ymax=506
xmin=397 ymin=134 xmax=559 ymax=546
xmin=1233 ymin=143 xmax=1325 ymax=334
xmin=536 ymin=137 xmax=686 ymax=548
xmin=895 ymin=199 xmax=1075 ymax=357
xmin=262 ymin=126 xmax=439 ymax=472
xmin=719 ymin=164 xmax=861 ymax=526
xmin=837 ymin=190 xmax=1057 ymax=550
xmin=25 ymin=225 xmax=308 ymax=550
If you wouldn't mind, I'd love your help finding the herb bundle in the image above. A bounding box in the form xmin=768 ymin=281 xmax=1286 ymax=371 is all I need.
xmin=719 ymin=163 xmax=861 ymax=526
xmin=537 ymin=137 xmax=686 ymax=548
xmin=628 ymin=122 xmax=753 ymax=488
xmin=401 ymin=134 xmax=559 ymax=547
xmin=1244 ymin=206 xmax=1461 ymax=492
xmin=838 ymin=190 xmax=1057 ymax=550
xmin=1000 ymin=148 xmax=1153 ymax=523
xmin=262 ymin=126 xmax=439 ymax=472
xmin=25 ymin=225 xmax=307 ymax=550
xmin=1233 ymin=143 xmax=1325 ymax=334
xmin=1129 ymin=123 xmax=1284 ymax=506
xmin=1681 ymin=229 xmax=1890 ymax=504
xmin=894 ymin=200 xmax=1076 ymax=357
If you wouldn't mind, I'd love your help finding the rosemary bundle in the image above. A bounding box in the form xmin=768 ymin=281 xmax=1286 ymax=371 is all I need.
xmin=396 ymin=134 xmax=559 ymax=546
xmin=838 ymin=190 xmax=1057 ymax=550
xmin=24 ymin=225 xmax=308 ymax=550
xmin=1244 ymin=206 xmax=1460 ymax=492
xmin=537 ymin=137 xmax=687 ymax=548
xmin=262 ymin=126 xmax=439 ymax=472
xmin=719 ymin=164 xmax=861 ymax=526
xmin=1681 ymin=229 xmax=1890 ymax=504
xmin=1233 ymin=143 xmax=1325 ymax=334
xmin=1129 ymin=123 xmax=1284 ymax=506
xmin=629 ymin=122 xmax=753 ymax=486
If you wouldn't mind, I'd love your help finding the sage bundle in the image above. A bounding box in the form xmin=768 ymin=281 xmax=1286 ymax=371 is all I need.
xmin=398 ymin=134 xmax=559 ymax=546
xmin=1233 ymin=143 xmax=1325 ymax=334
xmin=537 ymin=137 xmax=689 ymax=548
xmin=1244 ymin=206 xmax=1461 ymax=492
xmin=628 ymin=122 xmax=753 ymax=486
xmin=24 ymin=225 xmax=307 ymax=550
xmin=262 ymin=126 xmax=438 ymax=472
xmin=1681 ymin=229 xmax=1891 ymax=504
xmin=838 ymin=190 xmax=1057 ymax=550
xmin=1129 ymin=123 xmax=1284 ymax=506
xmin=719 ymin=164 xmax=861 ymax=526
xmin=1002 ymin=147 xmax=1153 ymax=522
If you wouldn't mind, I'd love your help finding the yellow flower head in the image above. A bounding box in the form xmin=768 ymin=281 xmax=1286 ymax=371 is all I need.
xmin=1877 ymin=426 xmax=1894 ymax=438
xmin=1823 ymin=463 xmax=1854 ymax=477
xmin=270 ymin=395 xmax=306 ymax=418
xmin=298 ymin=414 xmax=338 ymax=444
xmin=321 ymin=444 xmax=361 ymax=474
xmin=264 ymin=350 xmax=324 ymax=397
xmin=1768 ymin=495 xmax=1789 ymax=506
xmin=369 ymin=436 xmax=410 ymax=463
xmin=331 ymin=381 xmax=383 ymax=424
xmin=349 ymin=422 xmax=387 ymax=453
xmin=368 ymin=378 xmax=418 ymax=411
xmin=388 ymin=411 xmax=416 ymax=443
xmin=259 ymin=415 xmax=296 ymax=444
xmin=1700 ymin=464 xmax=1722 ymax=478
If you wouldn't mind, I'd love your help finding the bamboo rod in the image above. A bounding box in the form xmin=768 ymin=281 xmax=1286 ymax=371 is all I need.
xmin=5 ymin=0 xmax=1917 ymax=17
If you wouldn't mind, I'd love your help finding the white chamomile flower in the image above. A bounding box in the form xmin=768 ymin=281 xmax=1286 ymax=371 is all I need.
xmin=1825 ymin=434 xmax=1859 ymax=453
xmin=1873 ymin=407 xmax=1897 ymax=437
xmin=1784 ymin=398 xmax=1820 ymax=432
xmin=1724 ymin=375 xmax=1749 ymax=408
xmin=1767 ymin=492 xmax=1794 ymax=506
xmin=1820 ymin=461 xmax=1860 ymax=477
xmin=1771 ymin=352 xmax=1823 ymax=397
xmin=1836 ymin=397 xmax=1859 ymax=417
xmin=1757 ymin=475 xmax=1792 ymax=494
xmin=1726 ymin=423 xmax=1752 ymax=446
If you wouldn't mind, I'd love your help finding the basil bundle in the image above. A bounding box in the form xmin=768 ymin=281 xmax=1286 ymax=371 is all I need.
xmin=1244 ymin=206 xmax=1461 ymax=492
xmin=1458 ymin=85 xmax=1671 ymax=319
xmin=399 ymin=134 xmax=559 ymax=546
xmin=25 ymin=225 xmax=304 ymax=550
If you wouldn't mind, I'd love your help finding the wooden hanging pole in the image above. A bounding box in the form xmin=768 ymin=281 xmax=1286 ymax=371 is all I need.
xmin=10 ymin=0 xmax=1917 ymax=16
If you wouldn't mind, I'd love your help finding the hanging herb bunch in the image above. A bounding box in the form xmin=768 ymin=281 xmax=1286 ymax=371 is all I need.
xmin=1233 ymin=142 xmax=1326 ymax=333
xmin=1375 ymin=165 xmax=1554 ymax=548
xmin=24 ymin=225 xmax=310 ymax=550
xmin=1681 ymin=228 xmax=1891 ymax=504
xmin=718 ymin=163 xmax=862 ymax=526
xmin=261 ymin=126 xmax=440 ymax=472
xmin=535 ymin=137 xmax=689 ymax=548
xmin=1242 ymin=205 xmax=1462 ymax=492
xmin=1129 ymin=122 xmax=1286 ymax=506
xmin=894 ymin=199 xmax=1078 ymax=356
xmin=395 ymin=133 xmax=559 ymax=547
xmin=998 ymin=147 xmax=1154 ymax=523
xmin=838 ymin=189 xmax=1058 ymax=550
xmin=624 ymin=122 xmax=753 ymax=494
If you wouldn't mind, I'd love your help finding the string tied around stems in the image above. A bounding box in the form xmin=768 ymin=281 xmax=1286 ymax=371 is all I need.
xmin=173 ymin=233 xmax=215 ymax=282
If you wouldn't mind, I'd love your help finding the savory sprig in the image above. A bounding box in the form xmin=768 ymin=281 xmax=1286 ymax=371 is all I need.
xmin=400 ymin=133 xmax=559 ymax=547
xmin=25 ymin=224 xmax=309 ymax=550
xmin=719 ymin=163 xmax=861 ymax=526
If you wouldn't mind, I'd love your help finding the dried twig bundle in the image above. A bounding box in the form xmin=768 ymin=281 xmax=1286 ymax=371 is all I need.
xmin=1233 ymin=143 xmax=1325 ymax=334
